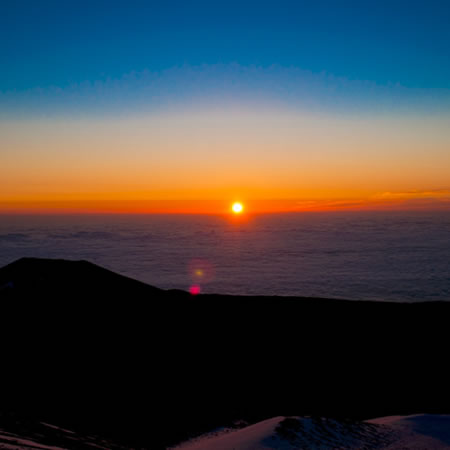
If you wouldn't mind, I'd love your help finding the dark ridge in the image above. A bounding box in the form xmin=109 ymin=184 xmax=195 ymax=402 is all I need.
xmin=1 ymin=258 xmax=449 ymax=449
xmin=0 ymin=257 xmax=165 ymax=296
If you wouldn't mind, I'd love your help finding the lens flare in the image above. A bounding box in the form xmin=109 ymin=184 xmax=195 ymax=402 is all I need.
xmin=232 ymin=202 xmax=244 ymax=214
xmin=189 ymin=285 xmax=201 ymax=295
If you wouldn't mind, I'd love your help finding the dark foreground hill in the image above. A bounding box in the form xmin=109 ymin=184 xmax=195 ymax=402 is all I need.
xmin=1 ymin=258 xmax=449 ymax=448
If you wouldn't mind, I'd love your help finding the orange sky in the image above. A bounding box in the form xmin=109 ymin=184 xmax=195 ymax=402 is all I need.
xmin=2 ymin=108 xmax=450 ymax=214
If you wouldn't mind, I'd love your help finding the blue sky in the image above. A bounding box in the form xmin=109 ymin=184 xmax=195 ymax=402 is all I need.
xmin=2 ymin=0 xmax=450 ymax=92
xmin=2 ymin=0 xmax=450 ymax=118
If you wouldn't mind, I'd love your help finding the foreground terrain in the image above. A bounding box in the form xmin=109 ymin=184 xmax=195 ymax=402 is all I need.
xmin=174 ymin=414 xmax=450 ymax=449
xmin=1 ymin=258 xmax=449 ymax=448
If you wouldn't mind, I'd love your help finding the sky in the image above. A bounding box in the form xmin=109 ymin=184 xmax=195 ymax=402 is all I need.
xmin=1 ymin=0 xmax=450 ymax=213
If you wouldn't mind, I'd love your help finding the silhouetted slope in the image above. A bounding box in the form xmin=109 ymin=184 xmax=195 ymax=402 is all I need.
xmin=1 ymin=258 xmax=449 ymax=448
xmin=0 ymin=257 xmax=167 ymax=297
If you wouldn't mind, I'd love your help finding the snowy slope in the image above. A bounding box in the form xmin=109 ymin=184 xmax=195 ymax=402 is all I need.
xmin=0 ymin=420 xmax=126 ymax=450
xmin=173 ymin=415 xmax=450 ymax=449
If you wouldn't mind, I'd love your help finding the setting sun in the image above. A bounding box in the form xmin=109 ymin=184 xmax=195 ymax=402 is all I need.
xmin=232 ymin=202 xmax=244 ymax=214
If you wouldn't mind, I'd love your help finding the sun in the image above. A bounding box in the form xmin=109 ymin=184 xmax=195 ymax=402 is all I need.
xmin=232 ymin=202 xmax=244 ymax=214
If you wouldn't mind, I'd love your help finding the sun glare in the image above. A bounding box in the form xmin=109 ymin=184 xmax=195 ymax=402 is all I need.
xmin=232 ymin=202 xmax=244 ymax=214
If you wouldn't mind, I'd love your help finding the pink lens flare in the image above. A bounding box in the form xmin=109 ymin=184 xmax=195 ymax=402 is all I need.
xmin=189 ymin=285 xmax=201 ymax=295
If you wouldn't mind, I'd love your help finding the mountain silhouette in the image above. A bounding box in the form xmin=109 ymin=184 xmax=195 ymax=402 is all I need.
xmin=1 ymin=258 xmax=449 ymax=448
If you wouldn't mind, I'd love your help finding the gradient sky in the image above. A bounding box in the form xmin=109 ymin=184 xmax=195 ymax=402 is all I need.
xmin=1 ymin=0 xmax=450 ymax=213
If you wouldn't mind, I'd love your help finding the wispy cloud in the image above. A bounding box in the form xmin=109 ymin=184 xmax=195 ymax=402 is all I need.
xmin=373 ymin=189 xmax=450 ymax=200
xmin=287 ymin=190 xmax=450 ymax=212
